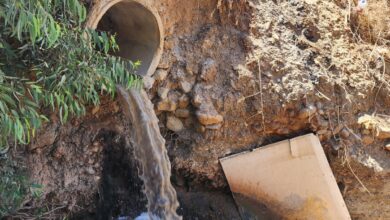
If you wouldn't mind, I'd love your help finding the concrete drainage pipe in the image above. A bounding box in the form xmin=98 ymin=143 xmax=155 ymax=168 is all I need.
xmin=86 ymin=0 xmax=163 ymax=77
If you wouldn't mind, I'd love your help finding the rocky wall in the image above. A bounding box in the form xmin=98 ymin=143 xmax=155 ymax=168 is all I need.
xmin=24 ymin=0 xmax=390 ymax=218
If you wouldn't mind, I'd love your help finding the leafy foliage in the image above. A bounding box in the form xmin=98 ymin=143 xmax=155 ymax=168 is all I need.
xmin=0 ymin=0 xmax=142 ymax=149
xmin=0 ymin=156 xmax=44 ymax=217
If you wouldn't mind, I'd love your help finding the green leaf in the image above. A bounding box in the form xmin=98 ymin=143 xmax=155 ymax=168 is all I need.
xmin=0 ymin=0 xmax=139 ymax=150
xmin=0 ymin=93 xmax=17 ymax=108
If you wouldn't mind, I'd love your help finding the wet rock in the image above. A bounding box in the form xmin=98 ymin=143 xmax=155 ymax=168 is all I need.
xmin=158 ymin=87 xmax=170 ymax=99
xmin=298 ymin=105 xmax=317 ymax=119
xmin=167 ymin=116 xmax=184 ymax=132
xmin=196 ymin=104 xmax=223 ymax=125
xmin=201 ymin=58 xmax=217 ymax=82
xmin=178 ymin=95 xmax=190 ymax=108
xmin=175 ymin=109 xmax=190 ymax=118
xmin=143 ymin=75 xmax=155 ymax=90
xmin=154 ymin=69 xmax=168 ymax=81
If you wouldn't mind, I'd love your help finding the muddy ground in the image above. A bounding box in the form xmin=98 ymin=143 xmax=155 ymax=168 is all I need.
xmin=2 ymin=0 xmax=390 ymax=219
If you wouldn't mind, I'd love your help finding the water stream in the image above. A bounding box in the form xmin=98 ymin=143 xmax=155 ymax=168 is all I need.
xmin=117 ymin=86 xmax=181 ymax=220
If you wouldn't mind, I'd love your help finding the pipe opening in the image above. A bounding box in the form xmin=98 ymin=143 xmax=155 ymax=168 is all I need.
xmin=96 ymin=1 xmax=162 ymax=76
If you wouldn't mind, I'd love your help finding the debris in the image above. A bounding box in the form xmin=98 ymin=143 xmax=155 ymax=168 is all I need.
xmin=358 ymin=114 xmax=390 ymax=139
xmin=220 ymin=134 xmax=351 ymax=220
xmin=357 ymin=0 xmax=368 ymax=11
xmin=385 ymin=143 xmax=390 ymax=151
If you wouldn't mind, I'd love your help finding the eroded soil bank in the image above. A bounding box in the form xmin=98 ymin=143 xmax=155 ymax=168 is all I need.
xmin=4 ymin=0 xmax=390 ymax=219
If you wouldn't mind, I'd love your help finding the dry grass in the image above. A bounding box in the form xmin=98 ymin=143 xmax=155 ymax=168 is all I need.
xmin=351 ymin=0 xmax=390 ymax=44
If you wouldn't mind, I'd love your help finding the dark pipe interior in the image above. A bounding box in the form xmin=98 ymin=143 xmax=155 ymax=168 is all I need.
xmin=97 ymin=1 xmax=160 ymax=76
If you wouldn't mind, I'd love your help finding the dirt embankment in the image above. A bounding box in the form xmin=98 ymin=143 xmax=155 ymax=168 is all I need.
xmin=12 ymin=0 xmax=390 ymax=219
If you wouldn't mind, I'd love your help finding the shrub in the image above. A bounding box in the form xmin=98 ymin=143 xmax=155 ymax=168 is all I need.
xmin=0 ymin=0 xmax=141 ymax=149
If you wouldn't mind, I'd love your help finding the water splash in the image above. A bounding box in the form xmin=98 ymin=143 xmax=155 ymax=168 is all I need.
xmin=117 ymin=86 xmax=181 ymax=220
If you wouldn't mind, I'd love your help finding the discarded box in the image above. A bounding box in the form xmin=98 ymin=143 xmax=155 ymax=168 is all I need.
xmin=220 ymin=133 xmax=351 ymax=220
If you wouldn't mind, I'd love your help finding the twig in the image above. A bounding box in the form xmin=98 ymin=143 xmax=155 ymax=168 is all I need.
xmin=327 ymin=111 xmax=338 ymax=141
xmin=374 ymin=54 xmax=386 ymax=106
xmin=258 ymin=59 xmax=266 ymax=135
xmin=315 ymin=89 xmax=331 ymax=101
xmin=39 ymin=205 xmax=67 ymax=217
xmin=344 ymin=125 xmax=362 ymax=142
xmin=345 ymin=0 xmax=352 ymax=26
xmin=238 ymin=91 xmax=261 ymax=103
xmin=245 ymin=111 xmax=262 ymax=121
xmin=342 ymin=144 xmax=372 ymax=195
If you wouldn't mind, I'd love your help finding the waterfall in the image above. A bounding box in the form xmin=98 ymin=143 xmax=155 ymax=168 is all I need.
xmin=117 ymin=86 xmax=181 ymax=220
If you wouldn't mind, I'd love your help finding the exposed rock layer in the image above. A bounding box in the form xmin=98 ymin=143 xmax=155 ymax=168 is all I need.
xmin=25 ymin=0 xmax=390 ymax=219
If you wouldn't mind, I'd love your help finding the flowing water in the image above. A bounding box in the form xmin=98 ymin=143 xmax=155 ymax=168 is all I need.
xmin=117 ymin=86 xmax=181 ymax=220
